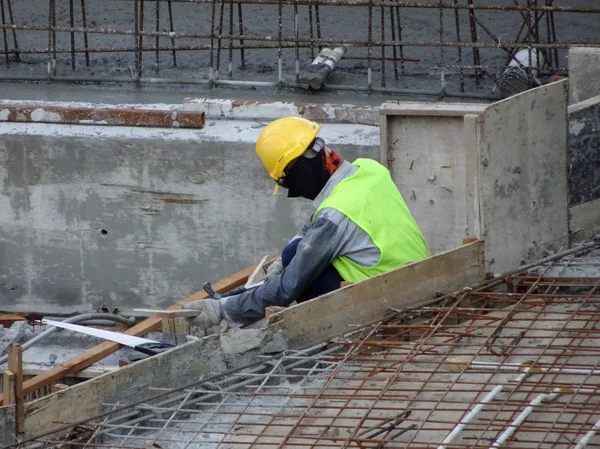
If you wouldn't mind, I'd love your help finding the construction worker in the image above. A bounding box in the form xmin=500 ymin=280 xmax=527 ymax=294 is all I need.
xmin=186 ymin=117 xmax=429 ymax=329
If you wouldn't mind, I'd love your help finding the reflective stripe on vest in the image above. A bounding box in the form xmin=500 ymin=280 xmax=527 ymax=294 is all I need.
xmin=315 ymin=158 xmax=429 ymax=282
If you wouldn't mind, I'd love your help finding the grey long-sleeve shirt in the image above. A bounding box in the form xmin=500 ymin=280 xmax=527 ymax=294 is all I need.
xmin=220 ymin=161 xmax=380 ymax=325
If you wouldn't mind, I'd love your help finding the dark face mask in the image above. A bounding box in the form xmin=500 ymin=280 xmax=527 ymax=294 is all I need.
xmin=282 ymin=152 xmax=331 ymax=200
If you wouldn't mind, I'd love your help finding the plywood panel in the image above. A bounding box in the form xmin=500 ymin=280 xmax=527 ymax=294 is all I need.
xmin=478 ymin=81 xmax=569 ymax=273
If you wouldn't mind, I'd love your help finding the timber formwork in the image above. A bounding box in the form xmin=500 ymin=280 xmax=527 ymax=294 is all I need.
xmin=0 ymin=1 xmax=598 ymax=95
xmin=10 ymin=243 xmax=600 ymax=449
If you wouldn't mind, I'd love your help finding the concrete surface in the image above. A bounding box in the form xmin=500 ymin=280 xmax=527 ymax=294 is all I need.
xmin=569 ymin=47 xmax=600 ymax=104
xmin=0 ymin=405 xmax=16 ymax=446
xmin=379 ymin=102 xmax=487 ymax=254
xmin=0 ymin=118 xmax=378 ymax=314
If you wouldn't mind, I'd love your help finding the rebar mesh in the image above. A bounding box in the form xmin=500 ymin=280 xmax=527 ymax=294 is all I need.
xmin=21 ymin=249 xmax=600 ymax=449
xmin=0 ymin=0 xmax=598 ymax=96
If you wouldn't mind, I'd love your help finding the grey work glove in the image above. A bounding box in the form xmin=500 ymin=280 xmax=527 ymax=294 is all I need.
xmin=183 ymin=299 xmax=223 ymax=329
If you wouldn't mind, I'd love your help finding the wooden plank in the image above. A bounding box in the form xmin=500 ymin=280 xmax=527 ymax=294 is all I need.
xmin=162 ymin=317 xmax=191 ymax=345
xmin=380 ymin=102 xmax=487 ymax=117
xmin=8 ymin=345 xmax=23 ymax=434
xmin=272 ymin=241 xmax=485 ymax=349
xmin=0 ymin=314 xmax=26 ymax=328
xmin=478 ymin=81 xmax=569 ymax=273
xmin=2 ymin=371 xmax=15 ymax=406
xmin=0 ymin=261 xmax=258 ymax=406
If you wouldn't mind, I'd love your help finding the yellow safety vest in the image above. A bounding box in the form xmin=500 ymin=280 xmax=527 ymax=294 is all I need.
xmin=315 ymin=158 xmax=429 ymax=282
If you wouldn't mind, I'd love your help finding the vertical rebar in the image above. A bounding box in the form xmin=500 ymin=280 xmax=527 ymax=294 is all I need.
xmin=216 ymin=0 xmax=224 ymax=74
xmin=396 ymin=5 xmax=404 ymax=74
xmin=139 ymin=0 xmax=145 ymax=77
xmin=0 ymin=0 xmax=10 ymax=67
xmin=550 ymin=0 xmax=558 ymax=70
xmin=277 ymin=0 xmax=282 ymax=83
xmin=80 ymin=0 xmax=89 ymax=66
xmin=438 ymin=0 xmax=444 ymax=68
xmin=367 ymin=0 xmax=372 ymax=90
xmin=134 ymin=0 xmax=140 ymax=78
xmin=389 ymin=6 xmax=399 ymax=80
xmin=467 ymin=0 xmax=480 ymax=83
xmin=69 ymin=0 xmax=75 ymax=69
xmin=155 ymin=0 xmax=160 ymax=71
xmin=545 ymin=0 xmax=553 ymax=68
xmin=533 ymin=0 xmax=541 ymax=70
xmin=294 ymin=3 xmax=299 ymax=83
xmin=209 ymin=0 xmax=216 ymax=82
xmin=453 ymin=0 xmax=464 ymax=92
xmin=237 ymin=3 xmax=245 ymax=69
xmin=47 ymin=0 xmax=56 ymax=78
xmin=6 ymin=0 xmax=18 ymax=62
xmin=380 ymin=6 xmax=386 ymax=87
xmin=228 ymin=0 xmax=233 ymax=77
xmin=527 ymin=0 xmax=533 ymax=84
xmin=308 ymin=3 xmax=315 ymax=59
xmin=315 ymin=4 xmax=321 ymax=41
xmin=167 ymin=0 xmax=177 ymax=66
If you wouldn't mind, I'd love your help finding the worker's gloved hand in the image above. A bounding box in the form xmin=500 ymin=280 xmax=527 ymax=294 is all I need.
xmin=183 ymin=299 xmax=223 ymax=329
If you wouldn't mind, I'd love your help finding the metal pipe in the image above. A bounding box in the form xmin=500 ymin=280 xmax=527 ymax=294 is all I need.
xmin=0 ymin=313 xmax=135 ymax=365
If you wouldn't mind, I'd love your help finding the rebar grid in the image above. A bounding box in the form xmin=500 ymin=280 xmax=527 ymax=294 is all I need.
xmin=18 ymin=250 xmax=600 ymax=449
xmin=0 ymin=0 xmax=596 ymax=96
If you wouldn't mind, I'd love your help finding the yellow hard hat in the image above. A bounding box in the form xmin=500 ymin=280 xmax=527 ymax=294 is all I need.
xmin=256 ymin=117 xmax=321 ymax=194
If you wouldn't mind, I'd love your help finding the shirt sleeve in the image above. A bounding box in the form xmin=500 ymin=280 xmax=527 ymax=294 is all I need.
xmin=220 ymin=213 xmax=343 ymax=325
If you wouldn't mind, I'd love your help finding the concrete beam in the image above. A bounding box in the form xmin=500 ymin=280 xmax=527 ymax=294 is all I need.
xmin=0 ymin=104 xmax=205 ymax=128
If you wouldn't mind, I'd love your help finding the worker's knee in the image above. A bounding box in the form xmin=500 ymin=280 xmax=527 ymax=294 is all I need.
xmin=281 ymin=238 xmax=302 ymax=267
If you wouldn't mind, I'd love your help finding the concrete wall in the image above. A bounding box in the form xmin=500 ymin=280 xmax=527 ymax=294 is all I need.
xmin=569 ymin=48 xmax=600 ymax=104
xmin=0 ymin=118 xmax=378 ymax=313
xmin=477 ymin=81 xmax=570 ymax=273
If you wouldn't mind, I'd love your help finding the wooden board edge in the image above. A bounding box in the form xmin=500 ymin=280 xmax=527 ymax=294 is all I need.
xmin=271 ymin=241 xmax=485 ymax=349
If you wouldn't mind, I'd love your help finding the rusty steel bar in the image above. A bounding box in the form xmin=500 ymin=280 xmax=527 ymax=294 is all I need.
xmin=2 ymin=22 xmax=591 ymax=52
xmin=106 ymin=0 xmax=600 ymax=11
xmin=237 ymin=2 xmax=244 ymax=69
xmin=380 ymin=5 xmax=385 ymax=87
xmin=0 ymin=104 xmax=206 ymax=129
xmin=69 ymin=0 xmax=76 ymax=70
xmin=0 ymin=0 xmax=9 ymax=67
xmin=453 ymin=0 xmax=463 ymax=92
xmin=155 ymin=0 xmax=160 ymax=70
xmin=228 ymin=0 xmax=234 ymax=77
xmin=80 ymin=0 xmax=89 ymax=66
xmin=167 ymin=0 xmax=176 ymax=66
